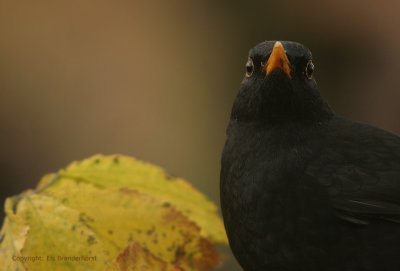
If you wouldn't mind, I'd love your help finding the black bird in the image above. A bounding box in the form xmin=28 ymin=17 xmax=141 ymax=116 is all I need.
xmin=220 ymin=41 xmax=400 ymax=271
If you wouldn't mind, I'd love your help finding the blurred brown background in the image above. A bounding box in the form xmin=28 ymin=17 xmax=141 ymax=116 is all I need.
xmin=1 ymin=0 xmax=400 ymax=270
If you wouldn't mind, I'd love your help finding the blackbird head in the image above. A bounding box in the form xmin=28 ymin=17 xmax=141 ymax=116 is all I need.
xmin=231 ymin=41 xmax=333 ymax=125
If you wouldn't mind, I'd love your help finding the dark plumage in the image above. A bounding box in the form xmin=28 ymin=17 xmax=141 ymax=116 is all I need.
xmin=220 ymin=40 xmax=400 ymax=271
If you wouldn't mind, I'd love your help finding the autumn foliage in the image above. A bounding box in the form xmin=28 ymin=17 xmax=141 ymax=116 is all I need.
xmin=0 ymin=155 xmax=227 ymax=271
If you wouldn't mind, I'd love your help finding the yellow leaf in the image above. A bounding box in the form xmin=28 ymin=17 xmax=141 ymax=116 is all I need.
xmin=0 ymin=154 xmax=226 ymax=271
xmin=107 ymin=242 xmax=180 ymax=271
xmin=0 ymin=197 xmax=29 ymax=271
xmin=58 ymin=154 xmax=227 ymax=244
xmin=2 ymin=193 xmax=110 ymax=271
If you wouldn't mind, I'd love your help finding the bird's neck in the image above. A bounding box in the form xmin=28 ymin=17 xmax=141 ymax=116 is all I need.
xmin=260 ymin=94 xmax=334 ymax=126
xmin=230 ymin=79 xmax=334 ymax=126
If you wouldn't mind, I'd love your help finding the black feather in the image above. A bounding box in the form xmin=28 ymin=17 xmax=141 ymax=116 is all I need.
xmin=221 ymin=41 xmax=400 ymax=271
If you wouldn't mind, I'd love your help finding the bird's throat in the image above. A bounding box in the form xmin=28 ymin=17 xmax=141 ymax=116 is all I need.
xmin=259 ymin=75 xmax=334 ymax=125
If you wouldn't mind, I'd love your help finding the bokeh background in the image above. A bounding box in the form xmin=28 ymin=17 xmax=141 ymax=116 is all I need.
xmin=1 ymin=1 xmax=400 ymax=270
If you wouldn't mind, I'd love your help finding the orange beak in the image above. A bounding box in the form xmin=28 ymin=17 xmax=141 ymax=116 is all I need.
xmin=264 ymin=41 xmax=291 ymax=78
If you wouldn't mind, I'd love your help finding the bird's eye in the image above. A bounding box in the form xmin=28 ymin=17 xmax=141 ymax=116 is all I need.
xmin=245 ymin=58 xmax=254 ymax=77
xmin=305 ymin=60 xmax=315 ymax=79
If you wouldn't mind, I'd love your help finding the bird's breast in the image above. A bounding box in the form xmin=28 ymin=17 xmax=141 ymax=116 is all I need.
xmin=221 ymin=122 xmax=327 ymax=269
xmin=222 ymin=124 xmax=308 ymax=230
